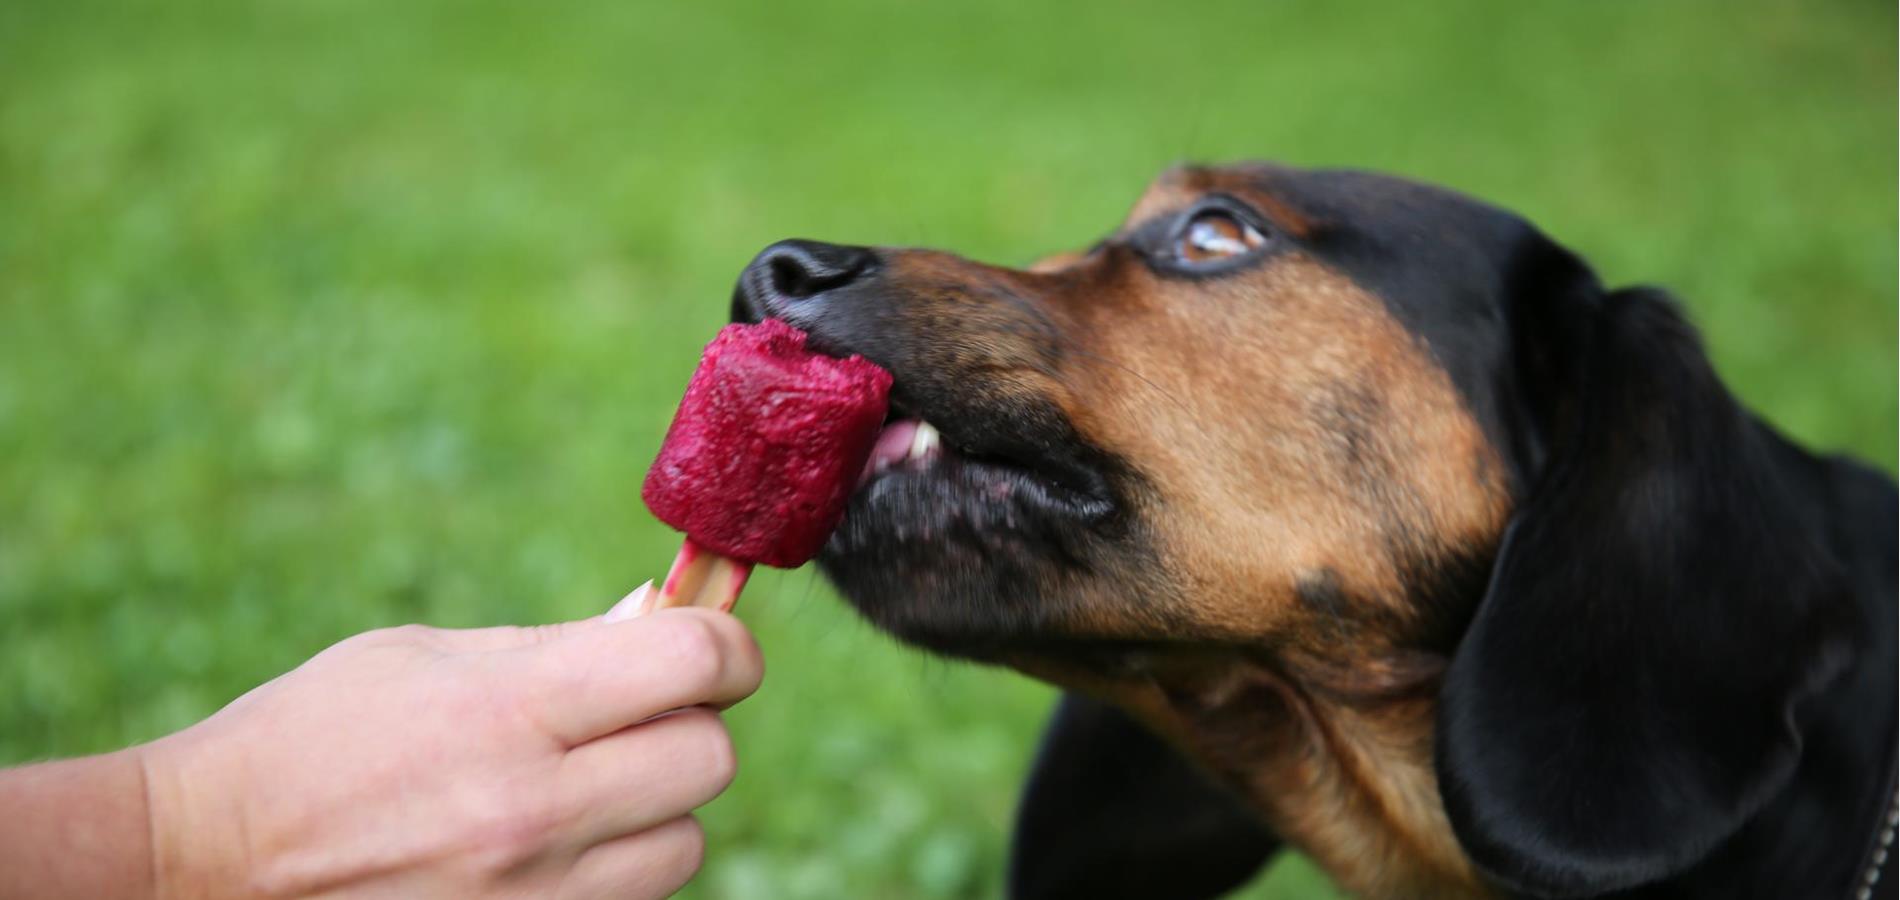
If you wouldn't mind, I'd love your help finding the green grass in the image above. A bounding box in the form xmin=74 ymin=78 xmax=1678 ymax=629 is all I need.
xmin=0 ymin=1 xmax=1891 ymax=897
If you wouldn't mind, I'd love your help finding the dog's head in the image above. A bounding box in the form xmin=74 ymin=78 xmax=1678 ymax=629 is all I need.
xmin=731 ymin=162 xmax=1857 ymax=896
xmin=736 ymin=164 xmax=1524 ymax=659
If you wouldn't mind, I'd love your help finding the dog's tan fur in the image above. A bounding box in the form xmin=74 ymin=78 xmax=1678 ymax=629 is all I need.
xmin=883 ymin=167 xmax=1514 ymax=898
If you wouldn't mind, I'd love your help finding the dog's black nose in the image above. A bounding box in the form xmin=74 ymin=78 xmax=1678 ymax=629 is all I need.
xmin=732 ymin=239 xmax=877 ymax=324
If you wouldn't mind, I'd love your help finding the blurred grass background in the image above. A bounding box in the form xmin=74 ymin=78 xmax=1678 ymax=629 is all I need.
xmin=0 ymin=1 xmax=1892 ymax=897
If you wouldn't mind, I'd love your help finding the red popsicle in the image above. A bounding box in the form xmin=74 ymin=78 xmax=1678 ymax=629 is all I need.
xmin=642 ymin=319 xmax=892 ymax=611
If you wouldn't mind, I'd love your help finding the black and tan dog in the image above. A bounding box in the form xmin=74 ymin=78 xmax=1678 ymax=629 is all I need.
xmin=729 ymin=163 xmax=1898 ymax=900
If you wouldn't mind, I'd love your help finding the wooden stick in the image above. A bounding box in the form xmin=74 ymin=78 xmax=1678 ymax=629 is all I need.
xmin=654 ymin=538 xmax=753 ymax=613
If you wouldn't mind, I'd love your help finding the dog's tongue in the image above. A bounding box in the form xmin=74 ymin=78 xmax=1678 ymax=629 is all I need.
xmin=858 ymin=418 xmax=947 ymax=486
xmin=642 ymin=319 xmax=892 ymax=569
xmin=862 ymin=420 xmax=919 ymax=480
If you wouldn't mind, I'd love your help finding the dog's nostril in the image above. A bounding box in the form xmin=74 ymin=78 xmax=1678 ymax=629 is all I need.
xmin=748 ymin=240 xmax=875 ymax=307
xmin=735 ymin=240 xmax=876 ymax=324
xmin=769 ymin=253 xmax=823 ymax=299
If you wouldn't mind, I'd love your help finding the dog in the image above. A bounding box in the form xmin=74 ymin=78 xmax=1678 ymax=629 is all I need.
xmin=728 ymin=162 xmax=1898 ymax=900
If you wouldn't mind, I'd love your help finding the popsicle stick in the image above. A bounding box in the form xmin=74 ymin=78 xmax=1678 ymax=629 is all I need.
xmin=654 ymin=538 xmax=753 ymax=612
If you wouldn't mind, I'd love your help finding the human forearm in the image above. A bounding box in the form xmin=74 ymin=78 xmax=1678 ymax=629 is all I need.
xmin=0 ymin=748 xmax=156 ymax=900
xmin=0 ymin=592 xmax=756 ymax=900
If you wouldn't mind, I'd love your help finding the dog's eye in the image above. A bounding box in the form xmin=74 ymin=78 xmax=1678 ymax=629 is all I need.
xmin=1175 ymin=210 xmax=1265 ymax=265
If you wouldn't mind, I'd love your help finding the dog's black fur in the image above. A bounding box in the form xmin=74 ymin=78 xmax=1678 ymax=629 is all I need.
xmin=733 ymin=164 xmax=1898 ymax=899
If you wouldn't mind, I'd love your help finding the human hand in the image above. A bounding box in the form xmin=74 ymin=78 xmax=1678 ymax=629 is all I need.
xmin=139 ymin=585 xmax=762 ymax=899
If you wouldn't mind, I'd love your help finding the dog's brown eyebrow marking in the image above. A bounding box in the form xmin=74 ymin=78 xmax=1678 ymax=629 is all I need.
xmin=1132 ymin=164 xmax=1318 ymax=239
xmin=1245 ymin=191 xmax=1315 ymax=240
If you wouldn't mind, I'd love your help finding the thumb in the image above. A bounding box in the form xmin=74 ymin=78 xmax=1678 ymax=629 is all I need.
xmin=431 ymin=581 xmax=656 ymax=652
xmin=603 ymin=580 xmax=657 ymax=624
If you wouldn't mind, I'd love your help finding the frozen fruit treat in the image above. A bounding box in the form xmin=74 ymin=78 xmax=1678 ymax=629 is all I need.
xmin=642 ymin=319 xmax=892 ymax=610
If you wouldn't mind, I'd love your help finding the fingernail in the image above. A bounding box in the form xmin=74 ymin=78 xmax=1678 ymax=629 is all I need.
xmin=604 ymin=581 xmax=655 ymax=623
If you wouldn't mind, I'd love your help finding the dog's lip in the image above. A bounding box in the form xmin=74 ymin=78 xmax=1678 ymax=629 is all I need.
xmin=852 ymin=407 xmax=1117 ymax=522
xmin=857 ymin=418 xmax=942 ymax=485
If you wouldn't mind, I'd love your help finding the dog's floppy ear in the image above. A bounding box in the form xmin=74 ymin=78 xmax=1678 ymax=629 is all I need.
xmin=1009 ymin=694 xmax=1279 ymax=900
xmin=1436 ymin=253 xmax=1861 ymax=898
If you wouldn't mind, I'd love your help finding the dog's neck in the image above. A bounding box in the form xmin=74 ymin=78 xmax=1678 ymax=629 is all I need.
xmin=1174 ymin=651 xmax=1489 ymax=900
xmin=1021 ymin=645 xmax=1493 ymax=900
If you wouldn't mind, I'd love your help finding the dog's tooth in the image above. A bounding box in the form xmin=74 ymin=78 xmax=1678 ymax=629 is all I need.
xmin=910 ymin=421 xmax=941 ymax=461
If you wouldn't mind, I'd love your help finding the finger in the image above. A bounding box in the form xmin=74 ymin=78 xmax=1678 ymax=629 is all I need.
xmin=424 ymin=583 xmax=657 ymax=654
xmin=603 ymin=581 xmax=657 ymax=623
xmin=556 ymin=707 xmax=737 ymax=845
xmin=558 ymin=816 xmax=705 ymax=900
xmin=509 ymin=607 xmax=764 ymax=745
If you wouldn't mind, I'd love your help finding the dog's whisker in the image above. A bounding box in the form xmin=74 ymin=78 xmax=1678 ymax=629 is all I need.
xmin=1055 ymin=339 xmax=1205 ymax=428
